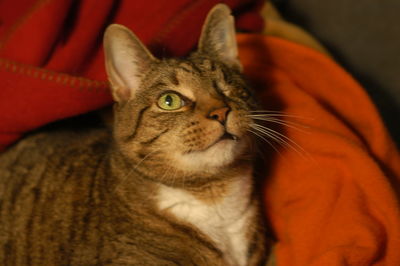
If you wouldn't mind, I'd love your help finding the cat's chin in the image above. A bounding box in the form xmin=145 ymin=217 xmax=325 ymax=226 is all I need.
xmin=174 ymin=138 xmax=245 ymax=172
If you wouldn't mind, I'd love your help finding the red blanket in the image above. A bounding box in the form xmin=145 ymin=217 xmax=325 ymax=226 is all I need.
xmin=1 ymin=1 xmax=400 ymax=265
xmin=0 ymin=0 xmax=263 ymax=150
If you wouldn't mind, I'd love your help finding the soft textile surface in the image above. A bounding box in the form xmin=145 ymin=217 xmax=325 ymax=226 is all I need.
xmin=238 ymin=35 xmax=400 ymax=265
xmin=1 ymin=1 xmax=400 ymax=265
xmin=278 ymin=0 xmax=400 ymax=143
xmin=0 ymin=0 xmax=264 ymax=150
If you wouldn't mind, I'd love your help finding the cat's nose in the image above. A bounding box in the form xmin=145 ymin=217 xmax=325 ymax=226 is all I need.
xmin=207 ymin=107 xmax=230 ymax=124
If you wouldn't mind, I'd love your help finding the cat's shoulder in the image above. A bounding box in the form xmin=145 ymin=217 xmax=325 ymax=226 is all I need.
xmin=0 ymin=125 xmax=110 ymax=167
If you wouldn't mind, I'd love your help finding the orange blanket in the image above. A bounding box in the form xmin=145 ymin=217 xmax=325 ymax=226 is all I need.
xmin=1 ymin=24 xmax=400 ymax=263
xmin=238 ymin=34 xmax=400 ymax=265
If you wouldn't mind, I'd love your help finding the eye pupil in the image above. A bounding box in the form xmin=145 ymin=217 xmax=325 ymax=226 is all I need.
xmin=165 ymin=95 xmax=173 ymax=106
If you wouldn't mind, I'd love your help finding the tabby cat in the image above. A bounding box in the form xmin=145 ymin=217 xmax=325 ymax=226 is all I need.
xmin=0 ymin=4 xmax=270 ymax=265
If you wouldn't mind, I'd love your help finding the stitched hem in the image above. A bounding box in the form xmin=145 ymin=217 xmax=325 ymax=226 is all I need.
xmin=0 ymin=57 xmax=109 ymax=93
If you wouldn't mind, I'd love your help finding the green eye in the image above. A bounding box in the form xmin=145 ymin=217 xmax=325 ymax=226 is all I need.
xmin=157 ymin=92 xmax=184 ymax=110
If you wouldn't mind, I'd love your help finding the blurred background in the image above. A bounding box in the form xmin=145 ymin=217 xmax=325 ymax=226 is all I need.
xmin=271 ymin=0 xmax=400 ymax=146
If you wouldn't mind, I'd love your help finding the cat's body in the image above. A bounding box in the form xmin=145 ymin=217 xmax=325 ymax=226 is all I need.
xmin=0 ymin=126 xmax=265 ymax=265
xmin=0 ymin=4 xmax=268 ymax=265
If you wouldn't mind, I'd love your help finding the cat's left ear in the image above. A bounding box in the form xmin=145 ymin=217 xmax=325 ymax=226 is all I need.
xmin=104 ymin=24 xmax=156 ymax=102
xmin=198 ymin=4 xmax=242 ymax=71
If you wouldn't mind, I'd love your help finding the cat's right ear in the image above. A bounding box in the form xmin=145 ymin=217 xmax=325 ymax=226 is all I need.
xmin=103 ymin=24 xmax=156 ymax=102
xmin=198 ymin=4 xmax=242 ymax=71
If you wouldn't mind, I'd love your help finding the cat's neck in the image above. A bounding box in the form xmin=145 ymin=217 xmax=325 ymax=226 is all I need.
xmin=106 ymin=148 xmax=257 ymax=265
xmin=109 ymin=145 xmax=253 ymax=187
xmin=156 ymin=166 xmax=256 ymax=266
xmin=107 ymin=147 xmax=254 ymax=204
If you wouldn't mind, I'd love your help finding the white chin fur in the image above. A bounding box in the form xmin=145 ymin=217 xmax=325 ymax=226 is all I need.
xmin=175 ymin=139 xmax=244 ymax=172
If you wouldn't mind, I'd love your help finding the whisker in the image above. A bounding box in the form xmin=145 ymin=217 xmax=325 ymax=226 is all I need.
xmin=249 ymin=116 xmax=309 ymax=132
xmin=248 ymin=128 xmax=281 ymax=155
xmin=135 ymin=151 xmax=157 ymax=168
xmin=247 ymin=113 xmax=309 ymax=120
xmin=158 ymin=164 xmax=171 ymax=184
xmin=251 ymin=123 xmax=296 ymax=147
xmin=251 ymin=124 xmax=289 ymax=148
xmin=249 ymin=110 xmax=286 ymax=113
xmin=170 ymin=166 xmax=179 ymax=188
xmin=250 ymin=123 xmax=307 ymax=157
xmin=113 ymin=150 xmax=158 ymax=192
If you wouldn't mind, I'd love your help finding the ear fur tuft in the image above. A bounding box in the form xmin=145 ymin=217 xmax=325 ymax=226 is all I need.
xmin=198 ymin=4 xmax=242 ymax=71
xmin=103 ymin=24 xmax=156 ymax=102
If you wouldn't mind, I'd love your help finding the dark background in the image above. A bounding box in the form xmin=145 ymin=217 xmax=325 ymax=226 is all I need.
xmin=272 ymin=0 xmax=400 ymax=146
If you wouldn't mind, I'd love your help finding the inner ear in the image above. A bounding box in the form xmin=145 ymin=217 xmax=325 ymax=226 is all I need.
xmin=103 ymin=24 xmax=156 ymax=102
xmin=198 ymin=4 xmax=242 ymax=71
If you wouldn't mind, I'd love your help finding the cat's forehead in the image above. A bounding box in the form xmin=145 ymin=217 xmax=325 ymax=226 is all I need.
xmin=163 ymin=57 xmax=224 ymax=80
xmin=144 ymin=56 xmax=232 ymax=100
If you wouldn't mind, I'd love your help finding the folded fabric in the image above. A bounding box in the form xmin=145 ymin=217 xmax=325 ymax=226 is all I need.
xmin=237 ymin=35 xmax=400 ymax=265
xmin=1 ymin=1 xmax=400 ymax=265
xmin=0 ymin=0 xmax=264 ymax=151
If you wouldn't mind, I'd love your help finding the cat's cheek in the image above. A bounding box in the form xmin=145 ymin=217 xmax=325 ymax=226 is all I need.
xmin=225 ymin=110 xmax=251 ymax=138
xmin=179 ymin=121 xmax=223 ymax=152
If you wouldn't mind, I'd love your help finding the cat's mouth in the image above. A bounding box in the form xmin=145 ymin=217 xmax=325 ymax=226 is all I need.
xmin=178 ymin=130 xmax=243 ymax=169
xmin=182 ymin=129 xmax=240 ymax=155
xmin=219 ymin=132 xmax=238 ymax=141
xmin=190 ymin=131 xmax=238 ymax=153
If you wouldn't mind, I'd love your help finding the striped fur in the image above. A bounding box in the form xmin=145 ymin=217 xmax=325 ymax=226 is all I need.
xmin=0 ymin=4 xmax=270 ymax=265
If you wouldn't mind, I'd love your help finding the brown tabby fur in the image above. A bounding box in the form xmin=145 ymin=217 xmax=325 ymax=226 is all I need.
xmin=0 ymin=4 xmax=269 ymax=265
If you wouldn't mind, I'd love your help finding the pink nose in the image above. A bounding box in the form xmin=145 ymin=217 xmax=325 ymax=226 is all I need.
xmin=208 ymin=107 xmax=230 ymax=124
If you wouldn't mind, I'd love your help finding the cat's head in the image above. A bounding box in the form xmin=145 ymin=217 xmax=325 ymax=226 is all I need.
xmin=104 ymin=4 xmax=257 ymax=183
